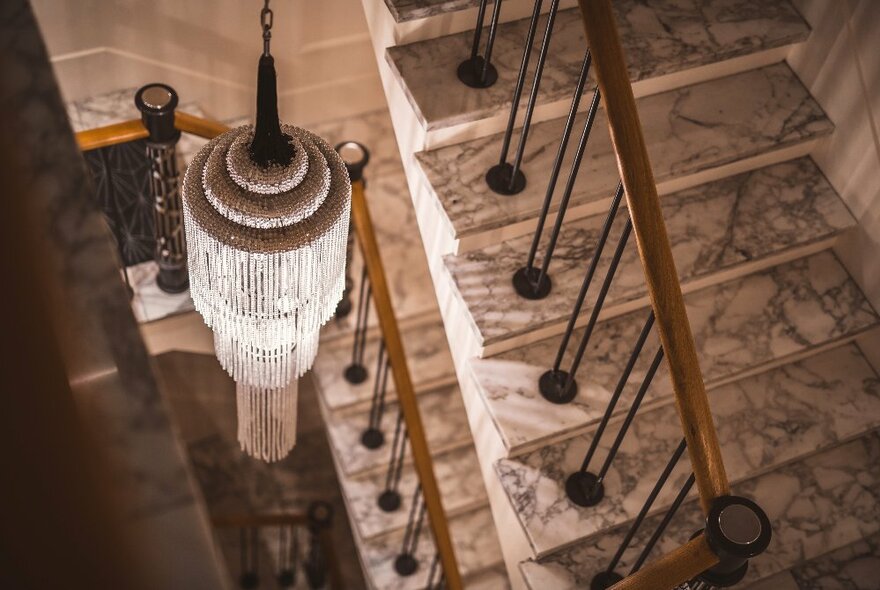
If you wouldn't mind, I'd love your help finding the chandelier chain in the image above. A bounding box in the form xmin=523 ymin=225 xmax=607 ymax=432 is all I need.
xmin=261 ymin=0 xmax=273 ymax=56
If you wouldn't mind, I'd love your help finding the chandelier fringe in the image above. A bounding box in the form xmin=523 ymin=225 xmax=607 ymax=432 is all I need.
xmin=237 ymin=380 xmax=298 ymax=462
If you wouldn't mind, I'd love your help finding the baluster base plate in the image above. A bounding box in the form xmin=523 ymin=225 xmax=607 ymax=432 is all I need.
xmin=512 ymin=266 xmax=552 ymax=300
xmin=590 ymin=570 xmax=623 ymax=590
xmin=486 ymin=162 xmax=526 ymax=195
xmin=457 ymin=56 xmax=498 ymax=89
xmin=344 ymin=364 xmax=368 ymax=384
xmin=378 ymin=490 xmax=402 ymax=512
xmin=539 ymin=369 xmax=578 ymax=404
xmin=360 ymin=427 xmax=385 ymax=449
xmin=565 ymin=471 xmax=605 ymax=507
xmin=394 ymin=553 xmax=419 ymax=576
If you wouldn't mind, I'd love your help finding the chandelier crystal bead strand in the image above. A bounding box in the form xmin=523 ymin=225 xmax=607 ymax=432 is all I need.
xmin=181 ymin=0 xmax=351 ymax=461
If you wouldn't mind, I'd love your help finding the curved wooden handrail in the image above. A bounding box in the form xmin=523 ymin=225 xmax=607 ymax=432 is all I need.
xmin=609 ymin=534 xmax=719 ymax=590
xmin=351 ymin=179 xmax=463 ymax=589
xmin=174 ymin=111 xmax=230 ymax=140
xmin=576 ymin=0 xmax=730 ymax=515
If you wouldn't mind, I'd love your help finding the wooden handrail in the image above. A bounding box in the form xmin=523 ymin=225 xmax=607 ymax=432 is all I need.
xmin=76 ymin=119 xmax=148 ymax=151
xmin=74 ymin=111 xmax=229 ymax=152
xmin=609 ymin=534 xmax=719 ymax=590
xmin=576 ymin=0 xmax=729 ymax=514
xmin=350 ymin=179 xmax=463 ymax=589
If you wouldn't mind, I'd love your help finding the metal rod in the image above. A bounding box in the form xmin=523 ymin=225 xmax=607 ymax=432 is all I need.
xmin=534 ymin=86 xmax=602 ymax=285
xmin=497 ymin=0 xmax=544 ymax=166
xmin=552 ymin=182 xmax=624 ymax=371
xmin=629 ymin=473 xmax=697 ymax=575
xmin=367 ymin=341 xmax=389 ymax=430
xmin=480 ymin=0 xmax=505 ymax=84
xmin=562 ymin=216 xmax=632 ymax=389
xmin=469 ymin=0 xmax=489 ymax=60
xmin=592 ymin=346 xmax=664 ymax=483
xmin=507 ymin=0 xmax=561 ymax=191
xmin=524 ymin=49 xmax=592 ymax=272
xmin=578 ymin=311 xmax=655 ymax=473
xmin=606 ymin=439 xmax=688 ymax=574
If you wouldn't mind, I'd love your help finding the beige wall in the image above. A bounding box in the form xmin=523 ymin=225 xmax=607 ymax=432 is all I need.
xmin=32 ymin=0 xmax=385 ymax=124
xmin=789 ymin=0 xmax=880 ymax=310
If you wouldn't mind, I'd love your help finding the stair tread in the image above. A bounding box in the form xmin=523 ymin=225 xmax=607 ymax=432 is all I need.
xmin=519 ymin=432 xmax=880 ymax=589
xmin=324 ymin=382 xmax=472 ymax=476
xmin=495 ymin=342 xmax=880 ymax=557
xmin=445 ymin=157 xmax=855 ymax=351
xmin=313 ymin=317 xmax=455 ymax=412
xmin=340 ymin=444 xmax=487 ymax=540
xmin=359 ymin=505 xmax=503 ymax=589
xmin=382 ymin=0 xmax=479 ymax=23
xmin=788 ymin=529 xmax=880 ymax=589
xmin=388 ymin=0 xmax=809 ymax=132
xmin=470 ymin=250 xmax=879 ymax=455
xmin=416 ymin=62 xmax=832 ymax=249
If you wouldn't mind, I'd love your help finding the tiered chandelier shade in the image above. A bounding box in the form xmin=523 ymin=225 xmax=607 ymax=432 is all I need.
xmin=182 ymin=124 xmax=351 ymax=461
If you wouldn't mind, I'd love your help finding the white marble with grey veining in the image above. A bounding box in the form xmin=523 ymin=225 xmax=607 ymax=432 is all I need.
xmin=324 ymin=383 xmax=472 ymax=476
xmin=360 ymin=506 xmax=503 ymax=589
xmin=388 ymin=0 xmax=809 ymax=130
xmin=519 ymin=433 xmax=880 ymax=589
xmin=788 ymin=529 xmax=880 ymax=590
xmin=470 ymin=251 xmax=879 ymax=455
xmin=313 ymin=317 xmax=455 ymax=412
xmin=494 ymin=343 xmax=880 ymax=556
xmin=416 ymin=63 xmax=833 ymax=244
xmin=444 ymin=157 xmax=855 ymax=349
xmin=382 ymin=0 xmax=479 ymax=23
xmin=342 ymin=444 xmax=487 ymax=539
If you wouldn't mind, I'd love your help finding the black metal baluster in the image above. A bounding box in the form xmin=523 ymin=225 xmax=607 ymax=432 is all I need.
xmin=394 ymin=485 xmax=427 ymax=577
xmin=361 ymin=339 xmax=391 ymax=449
xmin=565 ymin=312 xmax=658 ymax=506
xmin=457 ymin=0 xmax=503 ymax=88
xmin=304 ymin=502 xmax=333 ymax=590
xmin=628 ymin=473 xmax=696 ymax=575
xmin=378 ymin=409 xmax=408 ymax=512
xmin=485 ymin=0 xmax=544 ymax=194
xmin=590 ymin=440 xmax=688 ymax=589
xmin=540 ymin=208 xmax=632 ymax=404
xmin=427 ymin=552 xmax=445 ymax=589
xmin=344 ymin=265 xmax=371 ymax=384
xmin=277 ymin=524 xmax=296 ymax=588
xmin=239 ymin=527 xmax=259 ymax=589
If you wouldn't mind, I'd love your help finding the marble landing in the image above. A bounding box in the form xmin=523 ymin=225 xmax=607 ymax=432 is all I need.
xmin=359 ymin=506 xmax=503 ymax=590
xmin=324 ymin=382 xmax=473 ymax=476
xmin=388 ymin=0 xmax=809 ymax=131
xmin=313 ymin=317 xmax=455 ymax=413
xmin=416 ymin=62 xmax=832 ymax=247
xmin=494 ymin=343 xmax=880 ymax=557
xmin=470 ymin=250 xmax=880 ymax=455
xmin=341 ymin=444 xmax=487 ymax=540
xmin=519 ymin=433 xmax=880 ymax=590
xmin=445 ymin=157 xmax=855 ymax=351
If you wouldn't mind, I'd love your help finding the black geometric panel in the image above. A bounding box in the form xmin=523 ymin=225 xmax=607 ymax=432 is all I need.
xmin=84 ymin=139 xmax=155 ymax=266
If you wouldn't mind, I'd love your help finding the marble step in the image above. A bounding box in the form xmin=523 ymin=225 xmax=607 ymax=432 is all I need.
xmin=324 ymin=382 xmax=472 ymax=477
xmin=784 ymin=529 xmax=880 ymax=589
xmin=388 ymin=1 xmax=809 ymax=139
xmin=494 ymin=342 xmax=880 ymax=557
xmin=415 ymin=62 xmax=832 ymax=254
xmin=358 ymin=505 xmax=504 ymax=590
xmin=445 ymin=157 xmax=855 ymax=356
xmin=313 ymin=317 xmax=455 ymax=414
xmin=340 ymin=444 xmax=488 ymax=540
xmin=470 ymin=250 xmax=880 ymax=456
xmin=518 ymin=432 xmax=880 ymax=589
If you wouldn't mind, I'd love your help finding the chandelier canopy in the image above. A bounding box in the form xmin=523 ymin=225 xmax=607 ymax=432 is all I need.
xmin=181 ymin=1 xmax=351 ymax=461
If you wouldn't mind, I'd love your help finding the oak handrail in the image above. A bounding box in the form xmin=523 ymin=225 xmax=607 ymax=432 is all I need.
xmin=610 ymin=534 xmax=719 ymax=590
xmin=350 ymin=178 xmax=463 ymax=589
xmin=76 ymin=119 xmax=148 ymax=151
xmin=174 ymin=111 xmax=231 ymax=140
xmin=576 ymin=0 xmax=730 ymax=514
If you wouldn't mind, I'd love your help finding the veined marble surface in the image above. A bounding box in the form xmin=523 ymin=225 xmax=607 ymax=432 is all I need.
xmin=790 ymin=530 xmax=880 ymax=589
xmin=519 ymin=433 xmax=880 ymax=589
xmin=313 ymin=317 xmax=455 ymax=412
xmin=416 ymin=63 xmax=832 ymax=243
xmin=495 ymin=343 xmax=880 ymax=557
xmin=382 ymin=0 xmax=478 ymax=23
xmin=389 ymin=0 xmax=809 ymax=130
xmin=445 ymin=157 xmax=855 ymax=349
xmin=470 ymin=251 xmax=879 ymax=455
xmin=342 ymin=445 xmax=487 ymax=539
xmin=361 ymin=506 xmax=503 ymax=590
xmin=325 ymin=383 xmax=472 ymax=476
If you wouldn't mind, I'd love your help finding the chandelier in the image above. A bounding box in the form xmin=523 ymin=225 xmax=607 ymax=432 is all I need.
xmin=181 ymin=1 xmax=350 ymax=462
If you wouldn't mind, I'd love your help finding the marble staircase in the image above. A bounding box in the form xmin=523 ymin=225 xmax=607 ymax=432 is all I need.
xmin=362 ymin=0 xmax=880 ymax=588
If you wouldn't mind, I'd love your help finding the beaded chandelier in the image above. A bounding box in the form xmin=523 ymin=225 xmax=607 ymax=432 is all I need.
xmin=181 ymin=1 xmax=350 ymax=461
